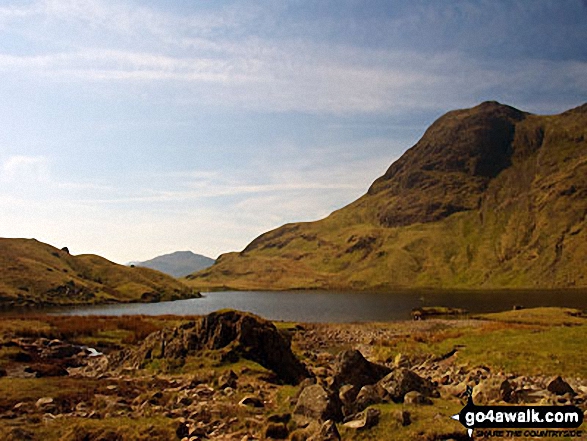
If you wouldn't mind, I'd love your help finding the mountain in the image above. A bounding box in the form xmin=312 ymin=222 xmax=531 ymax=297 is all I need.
xmin=0 ymin=238 xmax=200 ymax=307
xmin=130 ymin=251 xmax=215 ymax=278
xmin=186 ymin=101 xmax=587 ymax=290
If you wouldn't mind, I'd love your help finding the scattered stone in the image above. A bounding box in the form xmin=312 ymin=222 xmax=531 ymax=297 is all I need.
xmin=355 ymin=385 xmax=382 ymax=412
xmin=377 ymin=368 xmax=436 ymax=402
xmin=27 ymin=363 xmax=68 ymax=377
xmin=338 ymin=384 xmax=358 ymax=415
xmin=267 ymin=413 xmax=291 ymax=424
xmin=547 ymin=376 xmax=575 ymax=396
xmin=394 ymin=353 xmax=410 ymax=368
xmin=472 ymin=377 xmax=513 ymax=404
xmin=332 ymin=349 xmax=390 ymax=389
xmin=176 ymin=420 xmax=190 ymax=439
xmin=343 ymin=408 xmax=381 ymax=430
xmin=35 ymin=397 xmax=54 ymax=408
xmin=392 ymin=409 xmax=411 ymax=426
xmin=294 ymin=384 xmax=343 ymax=422
xmin=264 ymin=422 xmax=289 ymax=439
xmin=41 ymin=341 xmax=81 ymax=359
xmin=404 ymin=391 xmax=433 ymax=405
xmin=218 ymin=369 xmax=238 ymax=389
xmin=308 ymin=419 xmax=341 ymax=441
xmin=239 ymin=395 xmax=264 ymax=408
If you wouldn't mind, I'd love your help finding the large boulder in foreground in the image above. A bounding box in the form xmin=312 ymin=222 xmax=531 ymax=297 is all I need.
xmin=377 ymin=368 xmax=436 ymax=403
xmin=111 ymin=310 xmax=310 ymax=384
xmin=294 ymin=384 xmax=343 ymax=423
xmin=332 ymin=349 xmax=391 ymax=389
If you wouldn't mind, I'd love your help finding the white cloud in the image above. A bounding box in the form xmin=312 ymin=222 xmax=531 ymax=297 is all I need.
xmin=0 ymin=1 xmax=583 ymax=115
xmin=1 ymin=155 xmax=50 ymax=183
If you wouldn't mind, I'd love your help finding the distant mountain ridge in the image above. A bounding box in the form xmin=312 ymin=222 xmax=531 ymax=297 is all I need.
xmin=130 ymin=251 xmax=215 ymax=278
xmin=187 ymin=101 xmax=587 ymax=290
xmin=0 ymin=238 xmax=199 ymax=307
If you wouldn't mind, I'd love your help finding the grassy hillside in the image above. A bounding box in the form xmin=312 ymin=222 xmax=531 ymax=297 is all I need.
xmin=0 ymin=238 xmax=199 ymax=307
xmin=187 ymin=102 xmax=587 ymax=290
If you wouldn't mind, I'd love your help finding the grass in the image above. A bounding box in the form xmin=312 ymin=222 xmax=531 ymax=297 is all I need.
xmin=186 ymin=104 xmax=587 ymax=291
xmin=0 ymin=238 xmax=198 ymax=307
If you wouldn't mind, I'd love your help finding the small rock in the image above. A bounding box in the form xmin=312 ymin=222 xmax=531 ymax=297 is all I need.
xmin=472 ymin=377 xmax=513 ymax=404
xmin=547 ymin=376 xmax=575 ymax=396
xmin=239 ymin=395 xmax=264 ymax=408
xmin=404 ymin=391 xmax=433 ymax=405
xmin=218 ymin=369 xmax=238 ymax=389
xmin=391 ymin=409 xmax=411 ymax=426
xmin=13 ymin=402 xmax=28 ymax=412
xmin=338 ymin=384 xmax=358 ymax=415
xmin=342 ymin=408 xmax=380 ymax=430
xmin=353 ymin=386 xmax=381 ymax=414
xmin=35 ymin=397 xmax=54 ymax=408
xmin=267 ymin=413 xmax=291 ymax=424
xmin=176 ymin=420 xmax=190 ymax=439
xmin=264 ymin=422 xmax=289 ymax=439
xmin=308 ymin=419 xmax=341 ymax=441
xmin=394 ymin=353 xmax=410 ymax=368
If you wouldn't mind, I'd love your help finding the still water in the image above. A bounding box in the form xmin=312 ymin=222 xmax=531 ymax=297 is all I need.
xmin=44 ymin=289 xmax=587 ymax=322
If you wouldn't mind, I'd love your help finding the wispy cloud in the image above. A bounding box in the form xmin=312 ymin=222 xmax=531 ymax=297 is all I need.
xmin=1 ymin=155 xmax=50 ymax=183
xmin=1 ymin=1 xmax=584 ymax=115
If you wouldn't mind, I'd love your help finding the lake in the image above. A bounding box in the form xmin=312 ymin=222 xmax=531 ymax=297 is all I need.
xmin=36 ymin=289 xmax=587 ymax=322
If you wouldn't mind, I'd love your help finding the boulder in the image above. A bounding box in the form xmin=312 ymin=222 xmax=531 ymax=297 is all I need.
xmin=294 ymin=384 xmax=343 ymax=422
xmin=338 ymin=385 xmax=358 ymax=416
xmin=547 ymin=376 xmax=575 ymax=396
xmin=332 ymin=350 xmax=390 ymax=389
xmin=264 ymin=422 xmax=289 ymax=439
xmin=343 ymin=408 xmax=381 ymax=430
xmin=391 ymin=410 xmax=411 ymax=426
xmin=472 ymin=377 xmax=513 ymax=404
xmin=377 ymin=368 xmax=436 ymax=402
xmin=404 ymin=391 xmax=433 ymax=405
xmin=308 ymin=420 xmax=341 ymax=441
xmin=238 ymin=395 xmax=264 ymax=408
xmin=111 ymin=310 xmax=310 ymax=384
xmin=267 ymin=413 xmax=291 ymax=424
xmin=355 ymin=385 xmax=382 ymax=412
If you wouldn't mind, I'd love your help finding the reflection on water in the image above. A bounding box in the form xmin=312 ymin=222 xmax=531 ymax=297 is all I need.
xmin=13 ymin=289 xmax=587 ymax=323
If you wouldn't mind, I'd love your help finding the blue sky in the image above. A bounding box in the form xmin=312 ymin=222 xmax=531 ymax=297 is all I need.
xmin=1 ymin=0 xmax=586 ymax=264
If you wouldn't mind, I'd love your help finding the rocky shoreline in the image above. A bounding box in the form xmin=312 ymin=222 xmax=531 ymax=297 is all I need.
xmin=0 ymin=310 xmax=585 ymax=440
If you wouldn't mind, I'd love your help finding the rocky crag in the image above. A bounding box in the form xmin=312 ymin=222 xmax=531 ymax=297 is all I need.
xmin=188 ymin=102 xmax=587 ymax=290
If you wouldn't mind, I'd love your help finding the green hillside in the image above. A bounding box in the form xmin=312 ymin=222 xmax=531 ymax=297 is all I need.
xmin=186 ymin=102 xmax=587 ymax=290
xmin=0 ymin=238 xmax=199 ymax=307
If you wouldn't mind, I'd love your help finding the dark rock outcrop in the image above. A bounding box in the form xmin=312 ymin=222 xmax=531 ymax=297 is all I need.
xmin=111 ymin=310 xmax=310 ymax=385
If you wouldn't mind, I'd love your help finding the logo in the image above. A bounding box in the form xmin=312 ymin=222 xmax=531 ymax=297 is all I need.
xmin=451 ymin=386 xmax=584 ymax=438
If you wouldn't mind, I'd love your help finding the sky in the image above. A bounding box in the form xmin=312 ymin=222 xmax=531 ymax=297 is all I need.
xmin=1 ymin=0 xmax=586 ymax=264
